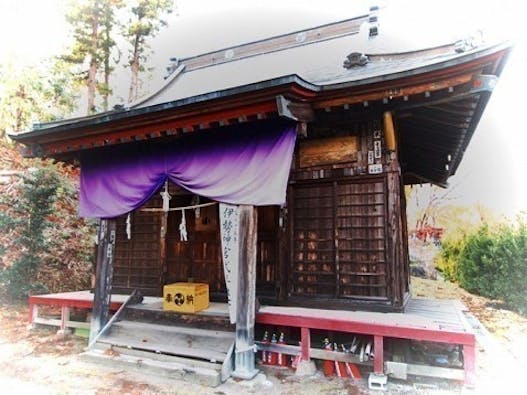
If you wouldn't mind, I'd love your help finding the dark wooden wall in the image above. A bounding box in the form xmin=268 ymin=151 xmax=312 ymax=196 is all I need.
xmin=288 ymin=117 xmax=409 ymax=310
xmin=113 ymin=197 xmax=163 ymax=296
xmin=113 ymin=185 xmax=280 ymax=300
xmin=291 ymin=177 xmax=388 ymax=300
xmin=111 ymin=115 xmax=409 ymax=311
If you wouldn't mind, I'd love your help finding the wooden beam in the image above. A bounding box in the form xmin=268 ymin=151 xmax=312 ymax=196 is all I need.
xmin=425 ymin=104 xmax=475 ymax=117
xmin=399 ymin=119 xmax=465 ymax=137
xmin=41 ymin=101 xmax=279 ymax=155
xmin=410 ymin=113 xmax=470 ymax=129
xmin=313 ymin=73 xmax=474 ymax=109
xmin=89 ymin=219 xmax=116 ymax=344
xmin=401 ymin=137 xmax=457 ymax=153
xmin=232 ymin=205 xmax=259 ymax=379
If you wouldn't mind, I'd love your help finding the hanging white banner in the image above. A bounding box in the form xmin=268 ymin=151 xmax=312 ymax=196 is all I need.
xmin=219 ymin=203 xmax=239 ymax=324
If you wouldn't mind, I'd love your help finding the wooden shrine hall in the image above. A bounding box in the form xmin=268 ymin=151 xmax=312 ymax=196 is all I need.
xmin=13 ymin=8 xmax=510 ymax=388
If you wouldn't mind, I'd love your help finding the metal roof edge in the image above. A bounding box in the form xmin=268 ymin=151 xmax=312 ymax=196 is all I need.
xmin=129 ymin=64 xmax=186 ymax=109
xmin=9 ymin=75 xmax=319 ymax=141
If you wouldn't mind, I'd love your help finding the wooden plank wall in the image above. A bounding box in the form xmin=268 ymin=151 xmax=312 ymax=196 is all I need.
xmin=113 ymin=196 xmax=163 ymax=296
xmin=112 ymin=184 xmax=280 ymax=299
xmin=290 ymin=118 xmax=408 ymax=309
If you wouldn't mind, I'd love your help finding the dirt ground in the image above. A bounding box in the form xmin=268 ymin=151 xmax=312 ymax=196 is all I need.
xmin=1 ymin=277 xmax=526 ymax=395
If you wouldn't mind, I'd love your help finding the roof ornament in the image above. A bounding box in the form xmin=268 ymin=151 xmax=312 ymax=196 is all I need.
xmin=164 ymin=57 xmax=179 ymax=79
xmin=454 ymin=31 xmax=484 ymax=53
xmin=343 ymin=52 xmax=369 ymax=69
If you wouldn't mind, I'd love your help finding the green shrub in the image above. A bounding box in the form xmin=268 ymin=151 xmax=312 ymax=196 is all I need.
xmin=457 ymin=225 xmax=499 ymax=296
xmin=436 ymin=235 xmax=465 ymax=281
xmin=438 ymin=220 xmax=527 ymax=315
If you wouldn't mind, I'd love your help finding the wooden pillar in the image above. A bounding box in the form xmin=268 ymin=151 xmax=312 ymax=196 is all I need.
xmin=28 ymin=304 xmax=38 ymax=329
xmin=374 ymin=335 xmax=384 ymax=374
xmin=386 ymin=159 xmax=403 ymax=307
xmin=300 ymin=327 xmax=311 ymax=361
xmin=232 ymin=205 xmax=259 ymax=379
xmin=58 ymin=306 xmax=71 ymax=335
xmin=89 ymin=219 xmax=116 ymax=344
xmin=463 ymin=344 xmax=476 ymax=387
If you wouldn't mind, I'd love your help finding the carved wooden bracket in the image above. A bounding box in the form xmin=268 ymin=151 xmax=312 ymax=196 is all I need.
xmin=276 ymin=95 xmax=314 ymax=122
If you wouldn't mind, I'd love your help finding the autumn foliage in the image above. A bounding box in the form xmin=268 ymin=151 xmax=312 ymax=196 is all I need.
xmin=0 ymin=142 xmax=94 ymax=302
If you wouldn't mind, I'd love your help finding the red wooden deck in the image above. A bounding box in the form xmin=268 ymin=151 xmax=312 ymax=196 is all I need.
xmin=256 ymin=299 xmax=475 ymax=385
xmin=27 ymin=292 xmax=475 ymax=385
xmin=29 ymin=291 xmax=126 ymax=310
xmin=28 ymin=291 xmax=158 ymax=332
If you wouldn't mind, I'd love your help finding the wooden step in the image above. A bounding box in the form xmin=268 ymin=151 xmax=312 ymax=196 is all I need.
xmin=123 ymin=303 xmax=234 ymax=332
xmin=82 ymin=346 xmax=225 ymax=387
xmin=98 ymin=320 xmax=234 ymax=363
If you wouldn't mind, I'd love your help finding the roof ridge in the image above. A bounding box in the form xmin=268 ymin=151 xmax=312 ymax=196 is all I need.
xmin=173 ymin=13 xmax=371 ymax=73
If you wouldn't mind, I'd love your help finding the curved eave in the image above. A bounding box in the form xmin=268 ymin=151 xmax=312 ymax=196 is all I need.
xmin=10 ymin=42 xmax=509 ymax=144
xmin=10 ymin=75 xmax=319 ymax=142
xmin=9 ymin=42 xmax=511 ymax=186
xmin=398 ymin=45 xmax=512 ymax=187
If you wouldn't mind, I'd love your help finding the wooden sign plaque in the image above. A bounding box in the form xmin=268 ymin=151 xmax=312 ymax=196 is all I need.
xmin=299 ymin=136 xmax=359 ymax=168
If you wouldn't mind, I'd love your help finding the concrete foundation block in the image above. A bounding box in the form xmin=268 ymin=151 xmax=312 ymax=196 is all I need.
xmin=368 ymin=373 xmax=388 ymax=391
xmin=56 ymin=329 xmax=72 ymax=339
xmin=295 ymin=360 xmax=317 ymax=377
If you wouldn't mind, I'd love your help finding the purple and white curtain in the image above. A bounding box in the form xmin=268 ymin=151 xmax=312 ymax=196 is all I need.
xmin=79 ymin=120 xmax=296 ymax=218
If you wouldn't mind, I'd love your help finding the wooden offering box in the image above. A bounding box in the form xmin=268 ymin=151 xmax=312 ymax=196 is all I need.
xmin=163 ymin=282 xmax=209 ymax=313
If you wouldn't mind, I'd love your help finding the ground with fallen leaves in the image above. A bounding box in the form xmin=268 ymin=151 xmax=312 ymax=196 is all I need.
xmin=1 ymin=277 xmax=526 ymax=394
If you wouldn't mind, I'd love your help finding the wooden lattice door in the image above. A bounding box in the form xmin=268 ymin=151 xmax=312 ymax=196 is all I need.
xmin=291 ymin=177 xmax=389 ymax=300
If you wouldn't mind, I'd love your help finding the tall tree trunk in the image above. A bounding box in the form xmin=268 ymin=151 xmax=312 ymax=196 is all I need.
xmin=87 ymin=59 xmax=97 ymax=114
xmin=103 ymin=39 xmax=110 ymax=112
xmin=128 ymin=33 xmax=141 ymax=104
xmin=102 ymin=8 xmax=111 ymax=112
xmin=87 ymin=3 xmax=100 ymax=114
xmin=15 ymin=85 xmax=26 ymax=132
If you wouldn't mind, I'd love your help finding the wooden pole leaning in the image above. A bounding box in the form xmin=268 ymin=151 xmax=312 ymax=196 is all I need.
xmin=89 ymin=218 xmax=117 ymax=345
xmin=232 ymin=205 xmax=259 ymax=379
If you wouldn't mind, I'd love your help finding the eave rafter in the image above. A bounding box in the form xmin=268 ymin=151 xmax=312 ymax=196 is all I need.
xmin=312 ymin=72 xmax=475 ymax=110
xmin=42 ymin=100 xmax=278 ymax=156
xmin=28 ymin=83 xmax=318 ymax=157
